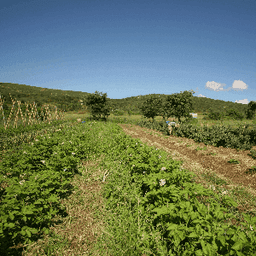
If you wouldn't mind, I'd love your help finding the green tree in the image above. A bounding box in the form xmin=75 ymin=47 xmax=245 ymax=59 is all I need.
xmin=139 ymin=95 xmax=162 ymax=122
xmin=84 ymin=91 xmax=110 ymax=121
xmin=245 ymin=101 xmax=256 ymax=120
xmin=225 ymin=108 xmax=244 ymax=120
xmin=156 ymin=99 xmax=170 ymax=121
xmin=164 ymin=90 xmax=195 ymax=123
xmin=207 ymin=108 xmax=225 ymax=120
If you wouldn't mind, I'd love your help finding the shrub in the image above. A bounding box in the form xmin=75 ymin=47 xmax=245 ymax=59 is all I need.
xmin=112 ymin=109 xmax=125 ymax=116
xmin=225 ymin=108 xmax=245 ymax=120
xmin=206 ymin=108 xmax=225 ymax=120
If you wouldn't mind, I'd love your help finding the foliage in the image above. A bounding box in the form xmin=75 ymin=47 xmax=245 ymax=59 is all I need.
xmin=1 ymin=112 xmax=256 ymax=255
xmin=0 ymin=120 xmax=68 ymax=154
xmin=84 ymin=91 xmax=110 ymax=121
xmin=184 ymin=116 xmax=199 ymax=125
xmin=138 ymin=95 xmax=162 ymax=121
xmin=0 ymin=120 xmax=109 ymax=255
xmin=112 ymin=109 xmax=125 ymax=116
xmin=248 ymin=149 xmax=256 ymax=160
xmin=170 ymin=122 xmax=254 ymax=151
xmin=94 ymin=124 xmax=256 ymax=255
xmin=164 ymin=90 xmax=195 ymax=123
xmin=137 ymin=118 xmax=170 ymax=136
xmin=205 ymin=107 xmax=226 ymax=121
xmin=138 ymin=90 xmax=195 ymax=125
xmin=0 ymin=83 xmax=253 ymax=120
xmin=245 ymin=101 xmax=256 ymax=120
xmin=0 ymin=83 xmax=86 ymax=113
xmin=224 ymin=108 xmax=245 ymax=121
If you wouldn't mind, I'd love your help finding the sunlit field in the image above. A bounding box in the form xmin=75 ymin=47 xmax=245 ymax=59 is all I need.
xmin=1 ymin=104 xmax=256 ymax=255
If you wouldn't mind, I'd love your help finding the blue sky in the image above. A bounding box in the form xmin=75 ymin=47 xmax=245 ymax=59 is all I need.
xmin=1 ymin=0 xmax=256 ymax=104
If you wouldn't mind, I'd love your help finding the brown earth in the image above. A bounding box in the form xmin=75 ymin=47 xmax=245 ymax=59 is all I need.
xmin=118 ymin=123 xmax=256 ymax=216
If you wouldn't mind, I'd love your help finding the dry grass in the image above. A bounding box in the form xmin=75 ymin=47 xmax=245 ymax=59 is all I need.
xmin=0 ymin=93 xmax=65 ymax=130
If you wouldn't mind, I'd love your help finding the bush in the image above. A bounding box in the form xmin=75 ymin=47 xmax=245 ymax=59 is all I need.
xmin=225 ymin=108 xmax=245 ymax=120
xmin=184 ymin=117 xmax=198 ymax=125
xmin=137 ymin=118 xmax=170 ymax=136
xmin=206 ymin=108 xmax=225 ymax=120
xmin=112 ymin=109 xmax=125 ymax=116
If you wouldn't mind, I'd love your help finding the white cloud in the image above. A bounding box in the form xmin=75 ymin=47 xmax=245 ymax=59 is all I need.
xmin=203 ymin=80 xmax=250 ymax=104
xmin=195 ymin=94 xmax=207 ymax=98
xmin=232 ymin=80 xmax=248 ymax=91
xmin=205 ymin=80 xmax=248 ymax=92
xmin=235 ymin=99 xmax=250 ymax=104
xmin=205 ymin=81 xmax=231 ymax=91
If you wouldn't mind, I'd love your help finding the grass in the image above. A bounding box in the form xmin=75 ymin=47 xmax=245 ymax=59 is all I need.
xmin=1 ymin=110 xmax=256 ymax=255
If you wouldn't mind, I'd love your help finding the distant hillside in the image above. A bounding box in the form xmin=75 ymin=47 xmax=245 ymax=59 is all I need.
xmin=0 ymin=82 xmax=249 ymax=116
xmin=0 ymin=82 xmax=91 ymax=112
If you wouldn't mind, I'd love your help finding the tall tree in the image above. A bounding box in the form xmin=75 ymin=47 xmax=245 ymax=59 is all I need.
xmin=84 ymin=91 xmax=110 ymax=121
xmin=245 ymin=101 xmax=256 ymax=120
xmin=139 ymin=95 xmax=162 ymax=122
xmin=164 ymin=90 xmax=195 ymax=123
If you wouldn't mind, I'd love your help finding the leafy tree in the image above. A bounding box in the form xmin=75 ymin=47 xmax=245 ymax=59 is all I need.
xmin=206 ymin=108 xmax=225 ymax=120
xmin=225 ymin=108 xmax=245 ymax=120
xmin=164 ymin=90 xmax=195 ymax=123
xmin=139 ymin=95 xmax=162 ymax=122
xmin=157 ymin=99 xmax=171 ymax=121
xmin=84 ymin=91 xmax=110 ymax=121
xmin=245 ymin=101 xmax=256 ymax=120
xmin=113 ymin=109 xmax=125 ymax=116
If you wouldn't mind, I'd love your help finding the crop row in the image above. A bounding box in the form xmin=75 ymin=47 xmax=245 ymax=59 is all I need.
xmin=1 ymin=120 xmax=256 ymax=255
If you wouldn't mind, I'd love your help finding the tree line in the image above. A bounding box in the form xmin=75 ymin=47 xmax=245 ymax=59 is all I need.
xmin=84 ymin=90 xmax=256 ymax=123
xmin=1 ymin=83 xmax=255 ymax=122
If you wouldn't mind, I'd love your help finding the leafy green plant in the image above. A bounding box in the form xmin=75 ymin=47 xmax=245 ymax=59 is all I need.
xmin=227 ymin=158 xmax=240 ymax=164
xmin=201 ymin=172 xmax=228 ymax=186
xmin=206 ymin=152 xmax=217 ymax=156
xmin=245 ymin=166 xmax=256 ymax=175
xmin=224 ymin=108 xmax=245 ymax=121
xmin=97 ymin=131 xmax=256 ymax=255
xmin=207 ymin=108 xmax=225 ymax=120
xmin=184 ymin=116 xmax=199 ymax=125
xmin=248 ymin=149 xmax=256 ymax=159
xmin=0 ymin=121 xmax=107 ymax=254
xmin=1 ymin=115 xmax=256 ymax=255
xmin=245 ymin=101 xmax=256 ymax=120
xmin=195 ymin=146 xmax=208 ymax=151
xmin=112 ymin=109 xmax=125 ymax=116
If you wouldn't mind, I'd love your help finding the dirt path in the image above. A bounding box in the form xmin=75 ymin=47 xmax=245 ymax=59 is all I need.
xmin=118 ymin=123 xmax=256 ymax=213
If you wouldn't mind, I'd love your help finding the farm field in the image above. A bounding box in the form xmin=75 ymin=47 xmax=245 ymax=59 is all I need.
xmin=65 ymin=109 xmax=256 ymax=127
xmin=1 ymin=111 xmax=256 ymax=255
xmin=118 ymin=123 xmax=256 ymax=213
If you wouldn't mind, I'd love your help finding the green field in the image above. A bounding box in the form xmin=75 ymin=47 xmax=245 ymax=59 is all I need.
xmin=1 ymin=111 xmax=256 ymax=255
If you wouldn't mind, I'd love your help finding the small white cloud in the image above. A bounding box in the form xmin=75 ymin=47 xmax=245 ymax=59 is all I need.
xmin=205 ymin=80 xmax=248 ymax=92
xmin=232 ymin=80 xmax=248 ymax=91
xmin=234 ymin=99 xmax=250 ymax=104
xmin=205 ymin=81 xmax=232 ymax=92
xmin=195 ymin=94 xmax=207 ymax=98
